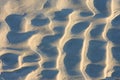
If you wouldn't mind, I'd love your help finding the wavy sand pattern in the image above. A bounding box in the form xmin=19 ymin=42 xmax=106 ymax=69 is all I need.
xmin=0 ymin=0 xmax=120 ymax=80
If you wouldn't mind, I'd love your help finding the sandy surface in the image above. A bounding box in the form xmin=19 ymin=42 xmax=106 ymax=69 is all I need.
xmin=0 ymin=0 xmax=120 ymax=80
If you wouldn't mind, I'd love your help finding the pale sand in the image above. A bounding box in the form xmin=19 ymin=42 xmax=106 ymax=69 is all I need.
xmin=0 ymin=0 xmax=120 ymax=80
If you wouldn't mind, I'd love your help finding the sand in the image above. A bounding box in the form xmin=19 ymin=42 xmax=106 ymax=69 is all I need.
xmin=0 ymin=0 xmax=120 ymax=80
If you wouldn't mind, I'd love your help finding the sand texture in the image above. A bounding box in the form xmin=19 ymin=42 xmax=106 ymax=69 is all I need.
xmin=0 ymin=0 xmax=120 ymax=80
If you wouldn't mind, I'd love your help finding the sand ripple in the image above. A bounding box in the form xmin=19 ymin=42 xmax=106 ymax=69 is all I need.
xmin=0 ymin=0 xmax=120 ymax=80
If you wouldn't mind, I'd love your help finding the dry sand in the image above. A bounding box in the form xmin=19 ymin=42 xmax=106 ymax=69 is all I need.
xmin=0 ymin=0 xmax=120 ymax=80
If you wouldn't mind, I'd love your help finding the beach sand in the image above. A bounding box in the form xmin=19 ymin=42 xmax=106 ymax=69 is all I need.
xmin=0 ymin=0 xmax=120 ymax=80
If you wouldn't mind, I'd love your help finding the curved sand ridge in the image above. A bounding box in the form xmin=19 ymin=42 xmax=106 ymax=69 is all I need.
xmin=0 ymin=0 xmax=120 ymax=80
